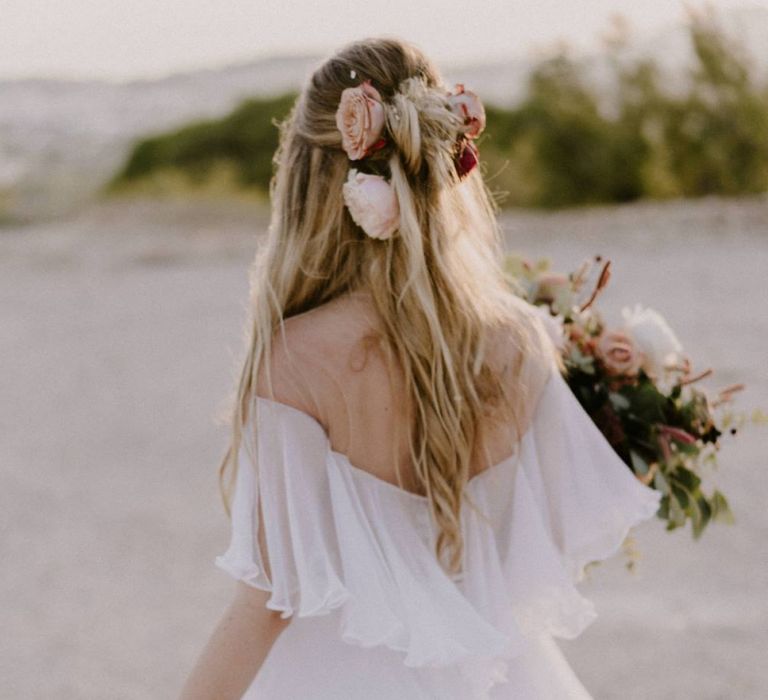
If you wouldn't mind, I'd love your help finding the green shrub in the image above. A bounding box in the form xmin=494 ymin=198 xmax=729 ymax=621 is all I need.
xmin=111 ymin=15 xmax=768 ymax=209
xmin=110 ymin=94 xmax=296 ymax=193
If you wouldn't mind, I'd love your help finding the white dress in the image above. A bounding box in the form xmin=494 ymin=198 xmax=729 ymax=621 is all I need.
xmin=214 ymin=362 xmax=662 ymax=699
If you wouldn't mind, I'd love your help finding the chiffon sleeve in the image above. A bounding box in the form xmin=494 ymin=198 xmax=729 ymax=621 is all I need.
xmin=214 ymin=398 xmax=348 ymax=616
xmin=518 ymin=363 xmax=663 ymax=583
xmin=213 ymin=331 xmax=662 ymax=698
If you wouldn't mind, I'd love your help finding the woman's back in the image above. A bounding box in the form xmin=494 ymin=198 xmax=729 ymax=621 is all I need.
xmin=215 ymin=289 xmax=662 ymax=699
xmin=256 ymin=288 xmax=552 ymax=498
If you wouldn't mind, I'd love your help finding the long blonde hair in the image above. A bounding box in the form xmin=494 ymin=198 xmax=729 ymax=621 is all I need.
xmin=220 ymin=37 xmax=540 ymax=575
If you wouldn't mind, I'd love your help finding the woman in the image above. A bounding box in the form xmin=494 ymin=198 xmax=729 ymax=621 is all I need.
xmin=179 ymin=37 xmax=661 ymax=699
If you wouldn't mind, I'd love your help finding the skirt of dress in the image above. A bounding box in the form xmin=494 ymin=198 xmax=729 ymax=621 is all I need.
xmin=241 ymin=612 xmax=594 ymax=700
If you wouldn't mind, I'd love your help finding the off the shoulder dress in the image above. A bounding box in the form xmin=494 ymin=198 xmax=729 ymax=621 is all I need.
xmin=214 ymin=353 xmax=662 ymax=699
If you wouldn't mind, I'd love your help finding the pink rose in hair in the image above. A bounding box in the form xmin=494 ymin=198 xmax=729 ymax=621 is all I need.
xmin=596 ymin=329 xmax=643 ymax=377
xmin=335 ymin=80 xmax=386 ymax=160
xmin=342 ymin=169 xmax=399 ymax=240
xmin=447 ymin=84 xmax=486 ymax=139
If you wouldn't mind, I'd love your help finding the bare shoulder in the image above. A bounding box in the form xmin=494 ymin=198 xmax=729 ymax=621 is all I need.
xmin=485 ymin=293 xmax=559 ymax=412
xmin=254 ymin=293 xmax=374 ymax=422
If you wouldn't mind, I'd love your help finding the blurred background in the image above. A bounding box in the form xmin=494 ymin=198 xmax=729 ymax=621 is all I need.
xmin=1 ymin=1 xmax=766 ymax=698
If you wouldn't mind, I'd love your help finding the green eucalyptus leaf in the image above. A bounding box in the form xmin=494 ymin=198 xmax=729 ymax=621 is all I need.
xmin=630 ymin=450 xmax=650 ymax=476
xmin=670 ymin=483 xmax=689 ymax=510
xmin=688 ymin=491 xmax=704 ymax=539
xmin=609 ymin=392 xmax=631 ymax=411
xmin=653 ymin=470 xmax=671 ymax=495
xmin=696 ymin=496 xmax=712 ymax=535
xmin=669 ymin=492 xmax=687 ymax=527
xmin=711 ymin=490 xmax=735 ymax=525
xmin=657 ymin=494 xmax=670 ymax=519
xmin=673 ymin=465 xmax=702 ymax=492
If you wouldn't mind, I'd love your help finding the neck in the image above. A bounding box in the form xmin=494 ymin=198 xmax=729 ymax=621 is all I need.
xmin=346 ymin=284 xmax=374 ymax=299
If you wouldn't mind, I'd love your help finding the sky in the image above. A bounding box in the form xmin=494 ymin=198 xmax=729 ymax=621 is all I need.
xmin=2 ymin=0 xmax=766 ymax=81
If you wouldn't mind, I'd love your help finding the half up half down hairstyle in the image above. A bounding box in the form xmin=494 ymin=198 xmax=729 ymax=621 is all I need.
xmin=219 ymin=37 xmax=551 ymax=576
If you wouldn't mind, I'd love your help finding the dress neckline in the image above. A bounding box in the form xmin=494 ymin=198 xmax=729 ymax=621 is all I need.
xmin=254 ymin=395 xmax=520 ymax=503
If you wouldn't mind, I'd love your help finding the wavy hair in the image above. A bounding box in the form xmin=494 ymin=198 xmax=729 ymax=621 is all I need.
xmin=219 ymin=37 xmax=543 ymax=575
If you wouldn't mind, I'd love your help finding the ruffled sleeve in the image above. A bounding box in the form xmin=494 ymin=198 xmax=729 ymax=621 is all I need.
xmin=518 ymin=366 xmax=663 ymax=584
xmin=215 ymin=395 xmax=516 ymax=649
xmin=214 ymin=361 xmax=662 ymax=699
xmin=456 ymin=358 xmax=662 ymax=649
xmin=214 ymin=398 xmax=348 ymax=617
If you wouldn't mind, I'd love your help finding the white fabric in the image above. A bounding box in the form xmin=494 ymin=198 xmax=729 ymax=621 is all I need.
xmin=215 ymin=364 xmax=662 ymax=699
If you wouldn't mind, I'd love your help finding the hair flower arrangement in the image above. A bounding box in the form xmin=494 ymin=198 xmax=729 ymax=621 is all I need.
xmin=336 ymin=78 xmax=397 ymax=239
xmin=447 ymin=83 xmax=486 ymax=180
xmin=335 ymin=77 xmax=487 ymax=238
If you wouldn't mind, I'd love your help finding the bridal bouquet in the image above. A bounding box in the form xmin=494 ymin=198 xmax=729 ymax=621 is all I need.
xmin=504 ymin=254 xmax=747 ymax=541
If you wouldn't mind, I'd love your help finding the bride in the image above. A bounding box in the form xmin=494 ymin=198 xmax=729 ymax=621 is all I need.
xmin=179 ymin=37 xmax=661 ymax=699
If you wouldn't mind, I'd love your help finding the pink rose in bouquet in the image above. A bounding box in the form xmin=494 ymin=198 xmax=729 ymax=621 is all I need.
xmin=596 ymin=330 xmax=643 ymax=377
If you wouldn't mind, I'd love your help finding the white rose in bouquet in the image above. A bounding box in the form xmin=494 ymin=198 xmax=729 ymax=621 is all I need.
xmin=621 ymin=304 xmax=683 ymax=380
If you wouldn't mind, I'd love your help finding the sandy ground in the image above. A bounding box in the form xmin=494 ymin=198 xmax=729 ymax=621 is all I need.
xmin=1 ymin=195 xmax=766 ymax=699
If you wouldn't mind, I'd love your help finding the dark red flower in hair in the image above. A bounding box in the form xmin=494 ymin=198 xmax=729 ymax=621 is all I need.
xmin=455 ymin=139 xmax=479 ymax=179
